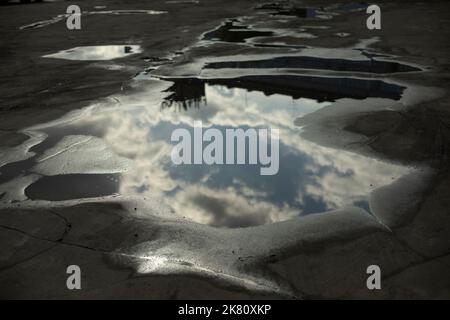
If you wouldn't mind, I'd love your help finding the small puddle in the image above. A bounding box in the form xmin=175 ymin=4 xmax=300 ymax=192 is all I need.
xmin=252 ymin=43 xmax=306 ymax=49
xmin=25 ymin=174 xmax=120 ymax=201
xmin=204 ymin=55 xmax=421 ymax=74
xmin=330 ymin=2 xmax=369 ymax=12
xmin=43 ymin=45 xmax=142 ymax=61
xmin=200 ymin=19 xmax=316 ymax=48
xmin=273 ymin=7 xmax=318 ymax=18
xmin=202 ymin=19 xmax=274 ymax=43
xmin=166 ymin=0 xmax=199 ymax=3
xmin=255 ymin=2 xmax=368 ymax=18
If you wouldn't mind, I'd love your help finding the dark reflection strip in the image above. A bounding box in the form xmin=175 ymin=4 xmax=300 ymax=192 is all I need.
xmin=205 ymin=56 xmax=420 ymax=74
xmin=161 ymin=74 xmax=406 ymax=110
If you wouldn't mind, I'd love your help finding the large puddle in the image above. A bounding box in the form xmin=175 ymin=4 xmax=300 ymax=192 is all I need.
xmin=0 ymin=73 xmax=411 ymax=227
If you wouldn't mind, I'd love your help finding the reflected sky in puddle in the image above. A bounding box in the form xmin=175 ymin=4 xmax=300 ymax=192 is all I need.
xmin=43 ymin=45 xmax=142 ymax=61
xmin=15 ymin=77 xmax=410 ymax=228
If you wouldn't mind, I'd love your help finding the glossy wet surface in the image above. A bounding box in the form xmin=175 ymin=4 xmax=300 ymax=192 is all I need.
xmin=43 ymin=45 xmax=142 ymax=61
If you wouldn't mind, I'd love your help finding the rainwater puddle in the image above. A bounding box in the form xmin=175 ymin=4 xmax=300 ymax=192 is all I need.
xmin=0 ymin=74 xmax=411 ymax=228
